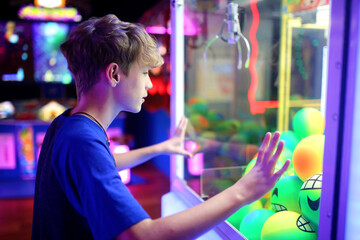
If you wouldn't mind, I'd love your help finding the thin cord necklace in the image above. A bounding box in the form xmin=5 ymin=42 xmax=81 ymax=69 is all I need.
xmin=72 ymin=111 xmax=110 ymax=146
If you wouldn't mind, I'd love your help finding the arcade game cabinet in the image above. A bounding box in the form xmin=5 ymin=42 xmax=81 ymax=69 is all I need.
xmin=162 ymin=0 xmax=360 ymax=239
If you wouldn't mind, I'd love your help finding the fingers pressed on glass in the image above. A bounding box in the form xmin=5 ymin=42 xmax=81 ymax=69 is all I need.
xmin=175 ymin=117 xmax=186 ymax=136
xmin=180 ymin=117 xmax=187 ymax=132
xmin=268 ymin=140 xmax=284 ymax=169
xmin=256 ymin=132 xmax=271 ymax=165
xmin=262 ymin=131 xmax=280 ymax=162
xmin=181 ymin=119 xmax=188 ymax=138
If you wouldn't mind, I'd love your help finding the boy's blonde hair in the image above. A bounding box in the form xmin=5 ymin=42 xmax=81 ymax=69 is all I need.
xmin=60 ymin=14 xmax=164 ymax=97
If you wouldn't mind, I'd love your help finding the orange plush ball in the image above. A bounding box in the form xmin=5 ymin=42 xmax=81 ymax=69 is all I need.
xmin=292 ymin=135 xmax=324 ymax=181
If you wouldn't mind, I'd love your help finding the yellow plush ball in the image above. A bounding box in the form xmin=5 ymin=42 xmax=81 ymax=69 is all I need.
xmin=261 ymin=211 xmax=317 ymax=240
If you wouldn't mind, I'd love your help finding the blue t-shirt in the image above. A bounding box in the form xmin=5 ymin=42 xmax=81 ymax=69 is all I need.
xmin=32 ymin=109 xmax=150 ymax=240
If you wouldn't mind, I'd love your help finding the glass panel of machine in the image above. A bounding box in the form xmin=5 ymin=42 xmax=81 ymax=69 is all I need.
xmin=182 ymin=0 xmax=329 ymax=238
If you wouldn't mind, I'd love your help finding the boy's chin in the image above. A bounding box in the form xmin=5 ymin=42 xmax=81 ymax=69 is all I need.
xmin=127 ymin=106 xmax=142 ymax=114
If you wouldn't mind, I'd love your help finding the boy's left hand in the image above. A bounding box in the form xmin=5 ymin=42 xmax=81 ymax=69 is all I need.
xmin=163 ymin=116 xmax=193 ymax=158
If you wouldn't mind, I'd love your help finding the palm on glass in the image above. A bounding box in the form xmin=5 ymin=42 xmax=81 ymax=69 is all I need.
xmin=163 ymin=117 xmax=193 ymax=158
xmin=234 ymin=131 xmax=290 ymax=205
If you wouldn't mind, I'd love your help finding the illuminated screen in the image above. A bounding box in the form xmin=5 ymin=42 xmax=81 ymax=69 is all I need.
xmin=0 ymin=21 xmax=75 ymax=84
xmin=0 ymin=21 xmax=34 ymax=82
xmin=32 ymin=22 xmax=73 ymax=84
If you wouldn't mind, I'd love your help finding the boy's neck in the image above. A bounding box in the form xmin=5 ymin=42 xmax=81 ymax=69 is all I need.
xmin=71 ymin=83 xmax=117 ymax=130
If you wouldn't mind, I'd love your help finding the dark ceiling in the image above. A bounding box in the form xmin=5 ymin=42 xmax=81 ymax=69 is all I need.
xmin=0 ymin=0 xmax=163 ymax=22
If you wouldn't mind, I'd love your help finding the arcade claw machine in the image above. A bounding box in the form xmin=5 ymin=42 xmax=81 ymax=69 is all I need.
xmin=162 ymin=0 xmax=360 ymax=239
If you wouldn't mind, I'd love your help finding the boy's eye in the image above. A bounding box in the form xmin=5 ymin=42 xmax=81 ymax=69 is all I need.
xmin=143 ymin=71 xmax=149 ymax=75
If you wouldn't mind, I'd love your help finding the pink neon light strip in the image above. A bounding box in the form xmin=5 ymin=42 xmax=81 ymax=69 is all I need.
xmin=185 ymin=141 xmax=203 ymax=176
xmin=145 ymin=14 xmax=198 ymax=36
xmin=112 ymin=145 xmax=131 ymax=184
xmin=145 ymin=26 xmax=167 ymax=35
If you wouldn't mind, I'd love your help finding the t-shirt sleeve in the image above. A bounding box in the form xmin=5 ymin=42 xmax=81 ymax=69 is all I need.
xmin=52 ymin=127 xmax=150 ymax=240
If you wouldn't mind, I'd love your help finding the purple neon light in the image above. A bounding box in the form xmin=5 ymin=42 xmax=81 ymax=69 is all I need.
xmin=145 ymin=14 xmax=198 ymax=36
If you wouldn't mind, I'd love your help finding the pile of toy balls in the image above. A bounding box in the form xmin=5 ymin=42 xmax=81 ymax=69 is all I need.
xmin=227 ymin=107 xmax=324 ymax=240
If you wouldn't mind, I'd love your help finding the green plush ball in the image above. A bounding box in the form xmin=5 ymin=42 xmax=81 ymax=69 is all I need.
xmin=185 ymin=97 xmax=208 ymax=115
xmin=279 ymin=130 xmax=300 ymax=152
xmin=188 ymin=114 xmax=209 ymax=132
xmin=261 ymin=211 xmax=317 ymax=240
xmin=200 ymin=131 xmax=217 ymax=139
xmin=227 ymin=200 xmax=263 ymax=229
xmin=189 ymin=102 xmax=209 ymax=115
xmin=279 ymin=148 xmax=293 ymax=167
xmin=206 ymin=110 xmax=224 ymax=127
xmin=286 ymin=166 xmax=295 ymax=176
xmin=240 ymin=209 xmax=275 ymax=240
xmin=215 ymin=119 xmax=241 ymax=132
xmin=299 ymin=173 xmax=322 ymax=227
xmin=236 ymin=120 xmax=263 ymax=144
xmin=229 ymin=133 xmax=247 ymax=144
xmin=237 ymin=120 xmax=261 ymax=133
xmin=292 ymin=108 xmax=325 ymax=139
xmin=270 ymin=175 xmax=303 ymax=213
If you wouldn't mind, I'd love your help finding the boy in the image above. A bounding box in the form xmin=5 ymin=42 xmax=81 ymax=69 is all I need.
xmin=32 ymin=14 xmax=289 ymax=240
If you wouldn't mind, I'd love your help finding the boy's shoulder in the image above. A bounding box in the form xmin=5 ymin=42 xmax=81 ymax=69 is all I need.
xmin=57 ymin=114 xmax=99 ymax=141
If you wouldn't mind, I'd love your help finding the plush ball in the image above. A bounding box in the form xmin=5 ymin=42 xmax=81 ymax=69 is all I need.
xmin=261 ymin=211 xmax=317 ymax=240
xmin=292 ymin=135 xmax=324 ymax=181
xmin=215 ymin=119 xmax=241 ymax=133
xmin=292 ymin=108 xmax=325 ymax=139
xmin=279 ymin=148 xmax=294 ymax=168
xmin=227 ymin=200 xmax=263 ymax=229
xmin=187 ymin=97 xmax=207 ymax=106
xmin=186 ymin=97 xmax=208 ymax=116
xmin=263 ymin=198 xmax=273 ymax=210
xmin=189 ymin=102 xmax=209 ymax=115
xmin=229 ymin=133 xmax=247 ymax=144
xmin=200 ymin=131 xmax=217 ymax=139
xmin=270 ymin=175 xmax=303 ymax=213
xmin=206 ymin=110 xmax=224 ymax=127
xmin=286 ymin=166 xmax=295 ymax=176
xmin=240 ymin=209 xmax=275 ymax=240
xmin=189 ymin=114 xmax=209 ymax=132
xmin=299 ymin=173 xmax=322 ymax=227
xmin=279 ymin=130 xmax=300 ymax=152
xmin=236 ymin=120 xmax=264 ymax=144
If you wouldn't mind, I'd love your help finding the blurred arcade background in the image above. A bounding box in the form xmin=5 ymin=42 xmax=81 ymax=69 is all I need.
xmin=1 ymin=0 xmax=360 ymax=240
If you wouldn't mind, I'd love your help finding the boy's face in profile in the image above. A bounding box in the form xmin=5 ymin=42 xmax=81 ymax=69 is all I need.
xmin=115 ymin=61 xmax=153 ymax=113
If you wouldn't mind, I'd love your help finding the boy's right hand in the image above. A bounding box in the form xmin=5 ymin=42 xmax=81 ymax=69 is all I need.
xmin=233 ymin=131 xmax=290 ymax=205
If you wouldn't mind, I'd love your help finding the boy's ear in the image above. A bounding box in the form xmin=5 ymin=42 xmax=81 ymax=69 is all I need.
xmin=105 ymin=62 xmax=121 ymax=87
